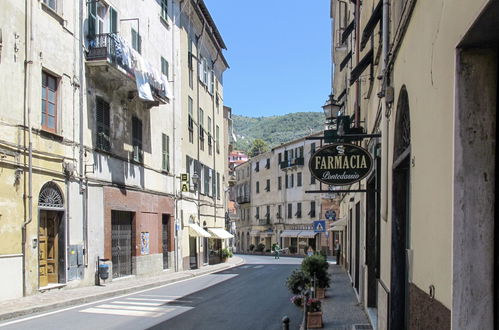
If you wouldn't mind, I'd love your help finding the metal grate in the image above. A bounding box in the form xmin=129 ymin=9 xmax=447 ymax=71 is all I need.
xmin=112 ymin=211 xmax=132 ymax=278
xmin=39 ymin=182 xmax=64 ymax=209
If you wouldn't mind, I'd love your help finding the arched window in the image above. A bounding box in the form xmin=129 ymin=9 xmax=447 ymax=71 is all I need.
xmin=38 ymin=181 xmax=64 ymax=209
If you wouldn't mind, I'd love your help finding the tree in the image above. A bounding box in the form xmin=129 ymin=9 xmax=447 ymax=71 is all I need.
xmin=248 ymin=139 xmax=269 ymax=157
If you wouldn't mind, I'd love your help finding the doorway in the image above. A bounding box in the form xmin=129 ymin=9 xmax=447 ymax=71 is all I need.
xmin=111 ymin=211 xmax=133 ymax=278
xmin=38 ymin=181 xmax=65 ymax=288
xmin=390 ymin=86 xmax=411 ymax=330
xmin=189 ymin=237 xmax=198 ymax=269
xmin=162 ymin=214 xmax=169 ymax=270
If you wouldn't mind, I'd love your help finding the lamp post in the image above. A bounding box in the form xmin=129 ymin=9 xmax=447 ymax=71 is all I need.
xmin=322 ymin=94 xmax=343 ymax=143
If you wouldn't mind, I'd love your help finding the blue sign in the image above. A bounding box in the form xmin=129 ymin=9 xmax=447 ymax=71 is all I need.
xmin=314 ymin=220 xmax=326 ymax=233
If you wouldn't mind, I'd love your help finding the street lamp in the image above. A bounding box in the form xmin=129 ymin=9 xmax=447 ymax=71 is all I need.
xmin=322 ymin=94 xmax=343 ymax=143
xmin=191 ymin=172 xmax=199 ymax=191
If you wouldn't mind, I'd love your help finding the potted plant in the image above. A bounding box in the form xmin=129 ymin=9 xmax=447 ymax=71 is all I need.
xmin=221 ymin=248 xmax=233 ymax=262
xmin=255 ymin=243 xmax=265 ymax=254
xmin=306 ymin=298 xmax=323 ymax=328
xmin=290 ymin=295 xmax=303 ymax=308
xmin=249 ymin=244 xmax=255 ymax=253
xmin=301 ymin=254 xmax=330 ymax=299
xmin=286 ymin=269 xmax=311 ymax=295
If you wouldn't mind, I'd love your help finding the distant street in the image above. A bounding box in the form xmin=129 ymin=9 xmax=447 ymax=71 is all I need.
xmin=0 ymin=255 xmax=304 ymax=330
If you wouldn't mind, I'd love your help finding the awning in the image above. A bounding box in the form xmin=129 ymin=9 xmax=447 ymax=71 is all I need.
xmin=260 ymin=231 xmax=274 ymax=238
xmin=330 ymin=218 xmax=347 ymax=231
xmin=280 ymin=230 xmax=302 ymax=238
xmin=298 ymin=230 xmax=319 ymax=238
xmin=187 ymin=223 xmax=211 ymax=237
xmin=208 ymin=227 xmax=234 ymax=239
xmin=249 ymin=230 xmax=261 ymax=236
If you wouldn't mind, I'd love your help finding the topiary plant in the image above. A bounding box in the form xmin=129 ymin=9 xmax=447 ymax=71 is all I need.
xmin=301 ymin=254 xmax=331 ymax=288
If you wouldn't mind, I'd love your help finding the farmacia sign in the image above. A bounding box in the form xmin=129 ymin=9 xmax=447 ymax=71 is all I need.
xmin=309 ymin=144 xmax=373 ymax=185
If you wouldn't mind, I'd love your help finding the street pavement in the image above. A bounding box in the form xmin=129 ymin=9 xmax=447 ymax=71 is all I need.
xmin=0 ymin=255 xmax=371 ymax=330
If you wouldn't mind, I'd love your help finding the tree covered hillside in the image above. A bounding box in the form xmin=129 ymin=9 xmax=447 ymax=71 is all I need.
xmin=233 ymin=112 xmax=325 ymax=153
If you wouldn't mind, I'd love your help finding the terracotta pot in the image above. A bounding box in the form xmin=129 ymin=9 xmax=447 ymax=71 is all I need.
xmin=315 ymin=287 xmax=326 ymax=299
xmin=307 ymin=311 xmax=323 ymax=328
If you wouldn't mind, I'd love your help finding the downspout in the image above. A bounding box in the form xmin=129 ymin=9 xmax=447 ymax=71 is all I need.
xmin=354 ymin=0 xmax=361 ymax=128
xmin=22 ymin=0 xmax=34 ymax=296
xmin=79 ymin=0 xmax=88 ymax=266
xmin=211 ymin=54 xmax=219 ymax=229
xmin=380 ymin=0 xmax=389 ymax=222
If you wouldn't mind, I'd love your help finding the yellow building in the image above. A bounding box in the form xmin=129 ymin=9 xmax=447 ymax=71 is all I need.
xmin=329 ymin=0 xmax=497 ymax=328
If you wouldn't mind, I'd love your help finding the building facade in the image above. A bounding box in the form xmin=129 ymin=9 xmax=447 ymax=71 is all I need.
xmin=0 ymin=0 xmax=229 ymax=302
xmin=329 ymin=0 xmax=497 ymax=328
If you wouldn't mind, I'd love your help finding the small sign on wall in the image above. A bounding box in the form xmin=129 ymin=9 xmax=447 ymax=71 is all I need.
xmin=141 ymin=232 xmax=150 ymax=255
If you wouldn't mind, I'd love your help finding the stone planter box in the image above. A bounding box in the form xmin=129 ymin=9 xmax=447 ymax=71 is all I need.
xmin=315 ymin=287 xmax=326 ymax=299
xmin=307 ymin=311 xmax=323 ymax=328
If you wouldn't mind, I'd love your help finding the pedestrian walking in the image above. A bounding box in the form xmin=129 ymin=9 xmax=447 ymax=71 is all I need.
xmin=273 ymin=243 xmax=280 ymax=259
xmin=334 ymin=240 xmax=341 ymax=265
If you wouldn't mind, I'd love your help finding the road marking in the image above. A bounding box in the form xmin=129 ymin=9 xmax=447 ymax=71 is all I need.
xmin=139 ymin=294 xmax=181 ymax=298
xmin=111 ymin=301 xmax=164 ymax=306
xmin=94 ymin=304 xmax=169 ymax=312
xmin=240 ymin=265 xmax=250 ymax=269
xmin=253 ymin=265 xmax=264 ymax=269
xmin=126 ymin=298 xmax=175 ymax=302
xmin=80 ymin=308 xmax=165 ymax=318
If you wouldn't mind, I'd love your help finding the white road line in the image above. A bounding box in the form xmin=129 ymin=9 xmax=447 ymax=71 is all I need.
xmin=253 ymin=265 xmax=264 ymax=269
xmin=125 ymin=298 xmax=175 ymax=302
xmin=111 ymin=301 xmax=164 ymax=306
xmin=80 ymin=308 xmax=164 ymax=318
xmin=240 ymin=265 xmax=250 ymax=269
xmin=90 ymin=304 xmax=170 ymax=312
xmin=139 ymin=295 xmax=181 ymax=298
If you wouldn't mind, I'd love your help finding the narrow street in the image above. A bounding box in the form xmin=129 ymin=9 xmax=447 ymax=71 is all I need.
xmin=0 ymin=255 xmax=303 ymax=330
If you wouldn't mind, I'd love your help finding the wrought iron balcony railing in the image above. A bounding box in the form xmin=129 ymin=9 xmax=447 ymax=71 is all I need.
xmin=280 ymin=157 xmax=305 ymax=169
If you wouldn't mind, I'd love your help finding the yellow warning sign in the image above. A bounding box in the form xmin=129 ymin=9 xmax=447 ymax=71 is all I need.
xmin=181 ymin=183 xmax=189 ymax=192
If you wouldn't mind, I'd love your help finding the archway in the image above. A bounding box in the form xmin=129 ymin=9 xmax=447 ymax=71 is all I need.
xmin=390 ymin=86 xmax=411 ymax=329
xmin=38 ymin=181 xmax=65 ymax=287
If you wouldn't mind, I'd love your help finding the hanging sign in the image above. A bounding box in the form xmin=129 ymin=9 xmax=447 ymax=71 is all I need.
xmin=309 ymin=143 xmax=373 ymax=186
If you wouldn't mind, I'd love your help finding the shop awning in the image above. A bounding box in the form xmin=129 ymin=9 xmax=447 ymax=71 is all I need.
xmin=280 ymin=230 xmax=302 ymax=238
xmin=208 ymin=227 xmax=234 ymax=239
xmin=249 ymin=230 xmax=261 ymax=236
xmin=330 ymin=218 xmax=347 ymax=231
xmin=187 ymin=223 xmax=211 ymax=237
xmin=298 ymin=230 xmax=318 ymax=238
xmin=260 ymin=231 xmax=274 ymax=238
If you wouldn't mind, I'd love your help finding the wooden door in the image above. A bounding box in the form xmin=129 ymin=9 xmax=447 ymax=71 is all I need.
xmin=39 ymin=211 xmax=59 ymax=286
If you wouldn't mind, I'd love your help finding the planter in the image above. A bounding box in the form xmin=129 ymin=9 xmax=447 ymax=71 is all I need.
xmin=307 ymin=311 xmax=323 ymax=328
xmin=315 ymin=287 xmax=326 ymax=299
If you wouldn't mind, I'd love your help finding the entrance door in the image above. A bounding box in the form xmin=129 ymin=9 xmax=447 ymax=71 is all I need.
xmin=189 ymin=237 xmax=198 ymax=269
xmin=39 ymin=211 xmax=60 ymax=287
xmin=162 ymin=215 xmax=169 ymax=270
xmin=111 ymin=211 xmax=132 ymax=278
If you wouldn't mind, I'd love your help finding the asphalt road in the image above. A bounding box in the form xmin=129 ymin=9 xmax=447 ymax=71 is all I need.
xmin=0 ymin=255 xmax=304 ymax=330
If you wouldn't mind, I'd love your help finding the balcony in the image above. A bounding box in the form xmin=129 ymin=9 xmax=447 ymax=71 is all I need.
xmin=280 ymin=157 xmax=305 ymax=169
xmin=236 ymin=194 xmax=250 ymax=204
xmin=259 ymin=218 xmax=270 ymax=225
xmin=86 ymin=33 xmax=170 ymax=105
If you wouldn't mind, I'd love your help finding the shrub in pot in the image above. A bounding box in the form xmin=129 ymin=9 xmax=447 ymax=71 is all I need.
xmin=249 ymin=244 xmax=255 ymax=252
xmin=255 ymin=243 xmax=265 ymax=252
xmin=286 ymin=269 xmax=311 ymax=295
xmin=301 ymin=254 xmax=331 ymax=289
xmin=221 ymin=248 xmax=233 ymax=261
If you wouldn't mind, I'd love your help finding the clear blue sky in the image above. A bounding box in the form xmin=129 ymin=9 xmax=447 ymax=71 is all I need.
xmin=204 ymin=0 xmax=332 ymax=118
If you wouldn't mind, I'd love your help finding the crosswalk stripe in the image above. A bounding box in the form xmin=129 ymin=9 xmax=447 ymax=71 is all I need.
xmin=254 ymin=265 xmax=264 ymax=269
xmin=126 ymin=298 xmax=174 ymax=302
xmin=96 ymin=304 xmax=170 ymax=312
xmin=111 ymin=301 xmax=164 ymax=306
xmin=80 ymin=308 xmax=163 ymax=317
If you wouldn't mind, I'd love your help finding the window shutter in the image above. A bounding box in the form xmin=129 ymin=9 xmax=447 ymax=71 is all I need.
xmin=88 ymin=1 xmax=97 ymax=38
xmin=96 ymin=97 xmax=110 ymax=151
xmin=110 ymin=7 xmax=118 ymax=33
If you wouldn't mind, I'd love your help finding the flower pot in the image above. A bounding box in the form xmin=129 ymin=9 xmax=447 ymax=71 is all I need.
xmin=315 ymin=287 xmax=326 ymax=299
xmin=307 ymin=311 xmax=323 ymax=328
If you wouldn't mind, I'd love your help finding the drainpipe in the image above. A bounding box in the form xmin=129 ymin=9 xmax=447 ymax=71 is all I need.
xmin=354 ymin=0 xmax=361 ymax=128
xmin=380 ymin=0 xmax=389 ymax=222
xmin=22 ymin=0 xmax=34 ymax=296
xmin=78 ymin=0 xmax=88 ymax=266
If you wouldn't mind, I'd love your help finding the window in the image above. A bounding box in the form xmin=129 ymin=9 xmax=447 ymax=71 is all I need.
xmin=287 ymin=203 xmax=292 ymax=219
xmin=310 ymin=201 xmax=316 ymax=218
xmin=41 ymin=71 xmax=58 ymax=133
xmin=310 ymin=143 xmax=316 ymax=154
xmin=199 ymin=56 xmax=209 ymax=85
xmin=298 ymin=146 xmax=304 ymax=158
xmin=278 ymin=153 xmax=282 ymax=164
xmin=188 ymin=37 xmax=193 ymax=89
xmin=132 ymin=28 xmax=141 ymax=54
xmin=265 ymin=158 xmax=270 ymax=169
xmin=265 ymin=179 xmax=270 ymax=192
xmin=161 ymin=57 xmax=169 ymax=78
xmin=266 ymin=205 xmax=270 ymax=220
xmin=160 ymin=0 xmax=168 ymax=20
xmin=255 ymin=161 xmax=259 ymax=172
xmin=43 ymin=0 xmax=57 ymax=11
xmin=255 ymin=206 xmax=260 ymax=219
xmin=96 ymin=97 xmax=110 ymax=151
xmin=278 ymin=176 xmax=282 ymax=190
xmin=199 ymin=108 xmax=204 ymax=150
xmin=132 ymin=116 xmax=143 ymax=162
xmin=109 ymin=7 xmax=118 ymax=33
xmin=204 ymin=165 xmax=210 ymax=195
xmin=188 ymin=97 xmax=194 ymax=143
xmin=277 ymin=205 xmax=282 ymax=218
xmin=216 ymin=125 xmax=220 ymax=153
xmin=210 ymin=69 xmax=215 ymax=94
xmin=290 ymin=173 xmax=294 ymax=188
xmin=162 ymin=133 xmax=170 ymax=172
xmin=285 ymin=175 xmax=288 ymax=189
xmin=296 ymin=203 xmax=302 ymax=218
xmin=208 ymin=116 xmax=212 ymax=155
xmin=217 ymin=172 xmax=220 ymax=200
xmin=211 ymin=169 xmax=216 ymax=198
xmin=256 ymin=181 xmax=260 ymax=194
xmin=297 ymin=172 xmax=302 ymax=187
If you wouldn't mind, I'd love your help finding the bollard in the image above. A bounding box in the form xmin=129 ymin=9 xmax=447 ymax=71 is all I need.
xmin=281 ymin=315 xmax=290 ymax=330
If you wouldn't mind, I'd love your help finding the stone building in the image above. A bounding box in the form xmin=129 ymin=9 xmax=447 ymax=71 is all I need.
xmin=329 ymin=0 xmax=497 ymax=328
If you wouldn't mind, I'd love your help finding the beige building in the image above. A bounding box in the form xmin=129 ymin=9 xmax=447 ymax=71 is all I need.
xmin=177 ymin=0 xmax=231 ymax=270
xmin=329 ymin=0 xmax=497 ymax=328
xmin=234 ymin=133 xmax=326 ymax=254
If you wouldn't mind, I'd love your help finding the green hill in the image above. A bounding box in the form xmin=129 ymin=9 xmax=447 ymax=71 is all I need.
xmin=233 ymin=112 xmax=325 ymax=153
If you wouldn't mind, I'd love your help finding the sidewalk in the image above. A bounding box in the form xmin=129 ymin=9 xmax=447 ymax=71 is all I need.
xmin=321 ymin=264 xmax=372 ymax=330
xmin=0 ymin=256 xmax=244 ymax=322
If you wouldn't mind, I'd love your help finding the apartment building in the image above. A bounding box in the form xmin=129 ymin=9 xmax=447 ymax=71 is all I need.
xmin=177 ymin=0 xmax=231 ymax=270
xmin=234 ymin=133 xmax=325 ymax=254
xmin=329 ymin=0 xmax=497 ymax=328
xmin=0 ymin=0 xmax=229 ymax=301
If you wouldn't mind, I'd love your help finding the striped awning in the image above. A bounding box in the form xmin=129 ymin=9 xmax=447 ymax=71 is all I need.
xmin=208 ymin=228 xmax=234 ymax=239
xmin=187 ymin=223 xmax=211 ymax=237
xmin=330 ymin=218 xmax=347 ymax=231
xmin=280 ymin=230 xmax=302 ymax=238
xmin=298 ymin=230 xmax=318 ymax=239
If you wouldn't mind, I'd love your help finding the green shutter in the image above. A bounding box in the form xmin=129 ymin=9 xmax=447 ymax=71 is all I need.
xmin=88 ymin=1 xmax=97 ymax=38
xmin=110 ymin=8 xmax=118 ymax=33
